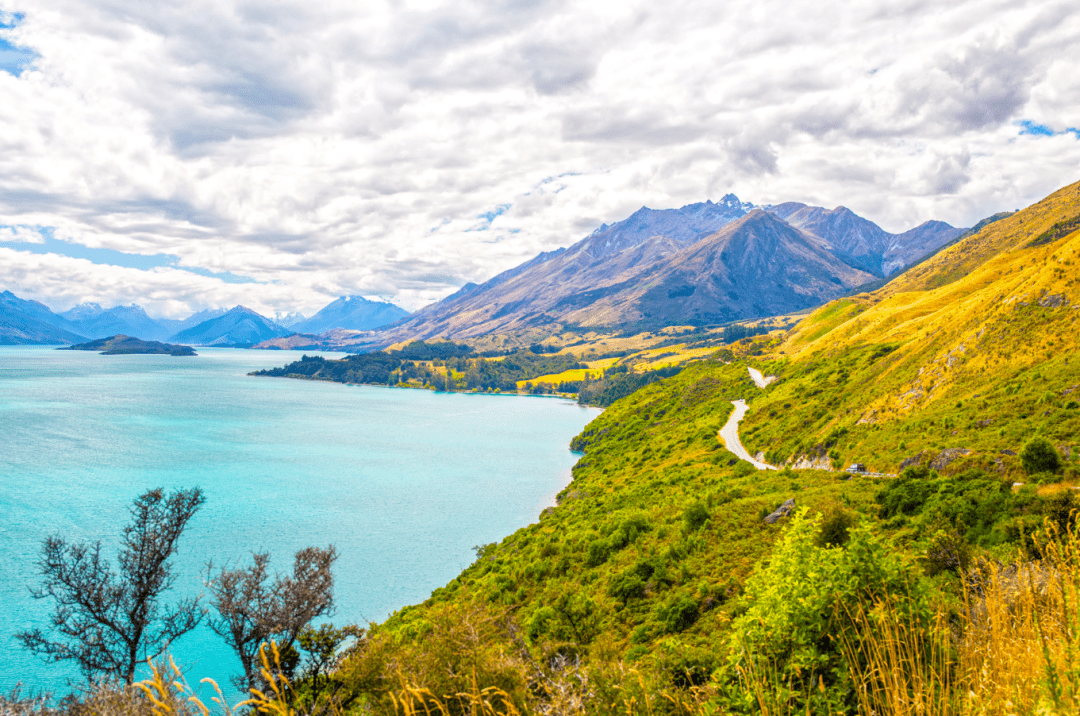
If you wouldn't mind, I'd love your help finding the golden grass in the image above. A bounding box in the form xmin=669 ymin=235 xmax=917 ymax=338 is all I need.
xmin=515 ymin=367 xmax=604 ymax=389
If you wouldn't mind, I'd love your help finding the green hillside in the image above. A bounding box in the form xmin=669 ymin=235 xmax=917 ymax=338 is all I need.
xmin=307 ymin=180 xmax=1080 ymax=715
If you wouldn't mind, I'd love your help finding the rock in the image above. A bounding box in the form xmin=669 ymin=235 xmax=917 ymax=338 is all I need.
xmin=764 ymin=498 xmax=796 ymax=524
xmin=930 ymin=448 xmax=974 ymax=471
xmin=976 ymin=418 xmax=994 ymax=428
xmin=1039 ymin=293 xmax=1068 ymax=308
xmin=791 ymin=455 xmax=832 ymax=471
xmin=899 ymin=452 xmax=929 ymax=471
xmin=1000 ymin=449 xmax=1018 ymax=456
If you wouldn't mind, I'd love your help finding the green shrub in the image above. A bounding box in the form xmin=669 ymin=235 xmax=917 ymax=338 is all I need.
xmin=584 ymin=539 xmax=610 ymax=567
xmin=608 ymin=571 xmax=647 ymax=604
xmin=815 ymin=505 xmax=856 ymax=547
xmin=658 ymin=593 xmax=699 ymax=633
xmin=683 ymin=501 xmax=710 ymax=532
xmin=1021 ymin=437 xmax=1062 ymax=474
xmin=725 ymin=509 xmax=929 ymax=713
xmin=924 ymin=530 xmax=973 ymax=576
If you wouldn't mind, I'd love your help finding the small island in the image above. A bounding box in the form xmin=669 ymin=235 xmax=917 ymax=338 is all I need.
xmin=61 ymin=335 xmax=197 ymax=356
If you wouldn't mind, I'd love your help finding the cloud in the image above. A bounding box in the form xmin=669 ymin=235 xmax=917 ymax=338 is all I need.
xmin=0 ymin=0 xmax=1077 ymax=317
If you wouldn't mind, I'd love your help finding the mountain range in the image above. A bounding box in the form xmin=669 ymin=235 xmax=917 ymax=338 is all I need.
xmin=0 ymin=294 xmax=410 ymax=346
xmin=377 ymin=195 xmax=965 ymax=342
xmin=0 ymin=193 xmax=966 ymax=347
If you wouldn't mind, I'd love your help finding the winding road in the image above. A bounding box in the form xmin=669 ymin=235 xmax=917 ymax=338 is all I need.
xmin=717 ymin=367 xmax=779 ymax=471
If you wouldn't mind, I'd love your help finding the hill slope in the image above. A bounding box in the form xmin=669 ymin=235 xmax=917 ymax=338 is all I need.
xmin=735 ymin=178 xmax=1080 ymax=473
xmin=305 ymin=179 xmax=1080 ymax=716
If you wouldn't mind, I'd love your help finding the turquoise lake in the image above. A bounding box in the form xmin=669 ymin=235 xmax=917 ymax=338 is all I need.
xmin=0 ymin=346 xmax=600 ymax=697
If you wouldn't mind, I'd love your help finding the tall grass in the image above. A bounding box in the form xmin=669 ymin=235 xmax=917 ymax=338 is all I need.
xmin=834 ymin=522 xmax=1080 ymax=716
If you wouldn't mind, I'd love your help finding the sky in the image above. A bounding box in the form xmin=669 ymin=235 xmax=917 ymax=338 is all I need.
xmin=0 ymin=0 xmax=1078 ymax=319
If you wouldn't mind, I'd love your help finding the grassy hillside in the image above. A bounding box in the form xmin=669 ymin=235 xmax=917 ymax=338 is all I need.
xmin=307 ymin=180 xmax=1080 ymax=715
xmin=736 ymin=179 xmax=1080 ymax=478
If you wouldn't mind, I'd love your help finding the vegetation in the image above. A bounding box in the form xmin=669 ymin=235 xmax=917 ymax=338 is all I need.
xmin=16 ymin=181 xmax=1080 ymax=712
xmin=206 ymin=547 xmax=339 ymax=691
xmin=61 ymin=335 xmax=196 ymax=356
xmin=18 ymin=488 xmax=206 ymax=684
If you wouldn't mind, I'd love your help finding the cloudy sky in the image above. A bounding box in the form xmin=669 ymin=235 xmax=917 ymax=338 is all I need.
xmin=1 ymin=0 xmax=1078 ymax=318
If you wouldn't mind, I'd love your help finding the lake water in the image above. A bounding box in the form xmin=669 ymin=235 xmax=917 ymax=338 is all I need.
xmin=0 ymin=347 xmax=599 ymax=698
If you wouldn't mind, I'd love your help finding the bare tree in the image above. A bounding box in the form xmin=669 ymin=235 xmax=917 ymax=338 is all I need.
xmin=18 ymin=487 xmax=206 ymax=685
xmin=206 ymin=546 xmax=338 ymax=691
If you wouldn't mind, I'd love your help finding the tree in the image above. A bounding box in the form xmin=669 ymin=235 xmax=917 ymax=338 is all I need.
xmin=206 ymin=546 xmax=338 ymax=691
xmin=18 ymin=487 xmax=205 ymax=684
xmin=1021 ymin=436 xmax=1062 ymax=475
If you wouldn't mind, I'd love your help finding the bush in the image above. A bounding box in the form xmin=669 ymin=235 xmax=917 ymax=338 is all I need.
xmin=608 ymin=571 xmax=647 ymax=604
xmin=924 ymin=530 xmax=973 ymax=576
xmin=683 ymin=501 xmax=710 ymax=532
xmin=725 ymin=509 xmax=929 ymax=713
xmin=816 ymin=505 xmax=856 ymax=547
xmin=658 ymin=593 xmax=699 ymax=633
xmin=1021 ymin=437 xmax=1061 ymax=475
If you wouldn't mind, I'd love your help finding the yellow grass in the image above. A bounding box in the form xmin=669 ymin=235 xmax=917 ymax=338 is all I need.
xmin=515 ymin=367 xmax=603 ymax=389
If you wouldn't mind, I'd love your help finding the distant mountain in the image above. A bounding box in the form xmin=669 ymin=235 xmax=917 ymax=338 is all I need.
xmin=156 ymin=308 xmax=229 ymax=338
xmin=60 ymin=303 xmax=173 ymax=341
xmin=292 ymin=296 xmax=409 ymax=334
xmin=765 ymin=203 xmax=965 ymax=276
xmin=0 ymin=290 xmax=87 ymax=344
xmin=377 ymin=194 xmax=965 ymax=341
xmin=168 ymin=306 xmax=292 ymax=346
xmin=274 ymin=312 xmax=307 ymax=329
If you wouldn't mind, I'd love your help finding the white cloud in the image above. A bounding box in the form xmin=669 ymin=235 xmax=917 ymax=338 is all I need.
xmin=0 ymin=0 xmax=1077 ymax=317
xmin=0 ymin=225 xmax=45 ymax=242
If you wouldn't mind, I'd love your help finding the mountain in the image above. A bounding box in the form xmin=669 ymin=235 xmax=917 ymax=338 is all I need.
xmin=291 ymin=296 xmax=409 ymax=334
xmin=765 ymin=203 xmax=965 ymax=276
xmin=305 ymin=180 xmax=1080 ymax=716
xmin=60 ymin=303 xmax=173 ymax=341
xmin=156 ymin=308 xmax=230 ymax=338
xmin=168 ymin=306 xmax=293 ymax=346
xmin=613 ymin=210 xmax=878 ymax=325
xmin=0 ymin=290 xmax=87 ymax=344
xmin=377 ymin=195 xmax=963 ymax=342
xmin=379 ymin=206 xmax=879 ymax=340
xmin=274 ymin=312 xmax=307 ymax=329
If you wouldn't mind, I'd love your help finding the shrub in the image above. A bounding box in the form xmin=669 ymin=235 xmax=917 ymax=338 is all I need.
xmin=725 ymin=509 xmax=929 ymax=713
xmin=683 ymin=501 xmax=710 ymax=532
xmin=733 ymin=461 xmax=757 ymax=478
xmin=658 ymin=593 xmax=699 ymax=633
xmin=608 ymin=571 xmax=646 ymax=605
xmin=816 ymin=505 xmax=856 ymax=547
xmin=1021 ymin=437 xmax=1062 ymax=475
xmin=924 ymin=530 xmax=973 ymax=576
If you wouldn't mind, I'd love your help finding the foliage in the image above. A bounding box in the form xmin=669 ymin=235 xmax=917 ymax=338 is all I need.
xmin=205 ymin=547 xmax=339 ymax=691
xmin=1020 ymin=436 xmax=1062 ymax=474
xmin=253 ymin=343 xmax=584 ymax=393
xmin=725 ymin=509 xmax=929 ymax=713
xmin=18 ymin=488 xmax=206 ymax=685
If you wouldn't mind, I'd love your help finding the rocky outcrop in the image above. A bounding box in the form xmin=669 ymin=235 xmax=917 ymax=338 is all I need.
xmin=791 ymin=454 xmax=833 ymax=471
xmin=930 ymin=448 xmax=975 ymax=471
xmin=899 ymin=452 xmax=931 ymax=471
xmin=764 ymin=498 xmax=796 ymax=524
